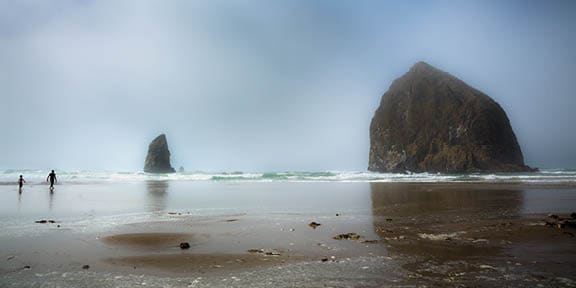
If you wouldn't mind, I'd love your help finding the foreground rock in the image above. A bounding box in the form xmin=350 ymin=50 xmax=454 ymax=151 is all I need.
xmin=144 ymin=134 xmax=175 ymax=173
xmin=544 ymin=214 xmax=576 ymax=229
xmin=369 ymin=61 xmax=534 ymax=173
xmin=333 ymin=233 xmax=362 ymax=240
xmin=35 ymin=219 xmax=56 ymax=224
xmin=308 ymin=222 xmax=321 ymax=229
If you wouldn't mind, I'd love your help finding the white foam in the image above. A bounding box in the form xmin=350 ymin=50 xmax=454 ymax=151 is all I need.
xmin=1 ymin=169 xmax=575 ymax=184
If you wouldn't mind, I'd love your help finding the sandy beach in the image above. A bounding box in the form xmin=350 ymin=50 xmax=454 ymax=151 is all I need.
xmin=1 ymin=181 xmax=575 ymax=287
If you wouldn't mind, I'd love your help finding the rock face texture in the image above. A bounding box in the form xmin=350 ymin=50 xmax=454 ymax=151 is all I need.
xmin=144 ymin=134 xmax=175 ymax=173
xmin=369 ymin=62 xmax=533 ymax=173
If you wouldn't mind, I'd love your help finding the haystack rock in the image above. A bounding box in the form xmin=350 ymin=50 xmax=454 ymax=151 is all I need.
xmin=369 ymin=61 xmax=534 ymax=173
xmin=144 ymin=134 xmax=175 ymax=173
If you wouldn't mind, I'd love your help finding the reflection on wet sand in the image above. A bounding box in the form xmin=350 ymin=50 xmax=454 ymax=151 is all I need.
xmin=146 ymin=181 xmax=169 ymax=212
xmin=49 ymin=188 xmax=54 ymax=211
xmin=370 ymin=183 xmax=576 ymax=286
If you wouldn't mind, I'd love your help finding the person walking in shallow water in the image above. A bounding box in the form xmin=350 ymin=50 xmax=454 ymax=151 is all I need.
xmin=18 ymin=175 xmax=26 ymax=192
xmin=47 ymin=170 xmax=57 ymax=191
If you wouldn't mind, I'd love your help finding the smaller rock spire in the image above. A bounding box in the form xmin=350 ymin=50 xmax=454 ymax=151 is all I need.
xmin=144 ymin=134 xmax=175 ymax=173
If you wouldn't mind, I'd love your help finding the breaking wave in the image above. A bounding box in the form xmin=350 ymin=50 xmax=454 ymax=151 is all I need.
xmin=1 ymin=169 xmax=575 ymax=184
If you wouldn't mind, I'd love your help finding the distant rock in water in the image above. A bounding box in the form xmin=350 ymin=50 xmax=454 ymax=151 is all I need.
xmin=369 ymin=61 xmax=534 ymax=173
xmin=178 ymin=166 xmax=185 ymax=173
xmin=144 ymin=134 xmax=175 ymax=173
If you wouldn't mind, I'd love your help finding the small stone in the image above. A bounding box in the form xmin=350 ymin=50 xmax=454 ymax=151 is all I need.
xmin=82 ymin=265 xmax=90 ymax=270
xmin=321 ymin=258 xmax=328 ymax=262
xmin=386 ymin=218 xmax=393 ymax=222
xmin=333 ymin=233 xmax=362 ymax=240
xmin=35 ymin=219 xmax=56 ymax=224
xmin=571 ymin=212 xmax=576 ymax=219
xmin=308 ymin=222 xmax=321 ymax=229
xmin=336 ymin=213 xmax=340 ymax=216
xmin=179 ymin=242 xmax=191 ymax=249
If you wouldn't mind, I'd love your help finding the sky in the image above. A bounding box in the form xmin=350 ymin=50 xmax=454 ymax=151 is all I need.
xmin=1 ymin=0 xmax=575 ymax=171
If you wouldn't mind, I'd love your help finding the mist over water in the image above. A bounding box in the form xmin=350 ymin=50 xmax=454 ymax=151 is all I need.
xmin=1 ymin=1 xmax=576 ymax=171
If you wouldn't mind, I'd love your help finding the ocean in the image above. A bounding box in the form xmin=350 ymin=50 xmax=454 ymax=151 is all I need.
xmin=2 ymin=168 xmax=576 ymax=184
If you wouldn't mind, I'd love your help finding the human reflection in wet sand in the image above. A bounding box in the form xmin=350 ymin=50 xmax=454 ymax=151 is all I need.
xmin=49 ymin=188 xmax=54 ymax=211
xmin=146 ymin=180 xmax=169 ymax=212
xmin=17 ymin=190 xmax=22 ymax=211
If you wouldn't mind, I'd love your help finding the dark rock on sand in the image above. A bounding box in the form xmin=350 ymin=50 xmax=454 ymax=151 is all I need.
xmin=179 ymin=242 xmax=190 ymax=249
xmin=368 ymin=61 xmax=534 ymax=173
xmin=247 ymin=248 xmax=281 ymax=256
xmin=333 ymin=233 xmax=362 ymax=240
xmin=144 ymin=134 xmax=175 ymax=173
xmin=35 ymin=219 xmax=56 ymax=224
xmin=544 ymin=214 xmax=576 ymax=229
xmin=308 ymin=222 xmax=321 ymax=229
xmin=82 ymin=264 xmax=90 ymax=269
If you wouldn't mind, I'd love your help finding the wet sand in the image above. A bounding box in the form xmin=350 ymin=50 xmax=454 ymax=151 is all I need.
xmin=102 ymin=233 xmax=194 ymax=249
xmin=106 ymin=252 xmax=294 ymax=274
xmin=96 ymin=213 xmax=384 ymax=276
xmin=98 ymin=182 xmax=576 ymax=285
xmin=100 ymin=232 xmax=300 ymax=274
xmin=1 ymin=181 xmax=576 ymax=287
xmin=370 ymin=183 xmax=576 ymax=287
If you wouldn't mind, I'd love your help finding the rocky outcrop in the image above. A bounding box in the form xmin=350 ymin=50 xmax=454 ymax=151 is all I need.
xmin=144 ymin=134 xmax=175 ymax=173
xmin=369 ymin=61 xmax=533 ymax=173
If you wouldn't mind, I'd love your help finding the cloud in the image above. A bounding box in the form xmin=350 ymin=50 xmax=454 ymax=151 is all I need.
xmin=1 ymin=0 xmax=575 ymax=170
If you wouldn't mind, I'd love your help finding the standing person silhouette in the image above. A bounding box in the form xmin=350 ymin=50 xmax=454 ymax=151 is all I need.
xmin=18 ymin=175 xmax=26 ymax=193
xmin=47 ymin=170 xmax=57 ymax=191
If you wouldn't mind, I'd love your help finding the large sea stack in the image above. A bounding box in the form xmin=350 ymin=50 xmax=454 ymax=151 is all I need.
xmin=369 ymin=62 xmax=533 ymax=173
xmin=144 ymin=134 xmax=175 ymax=173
